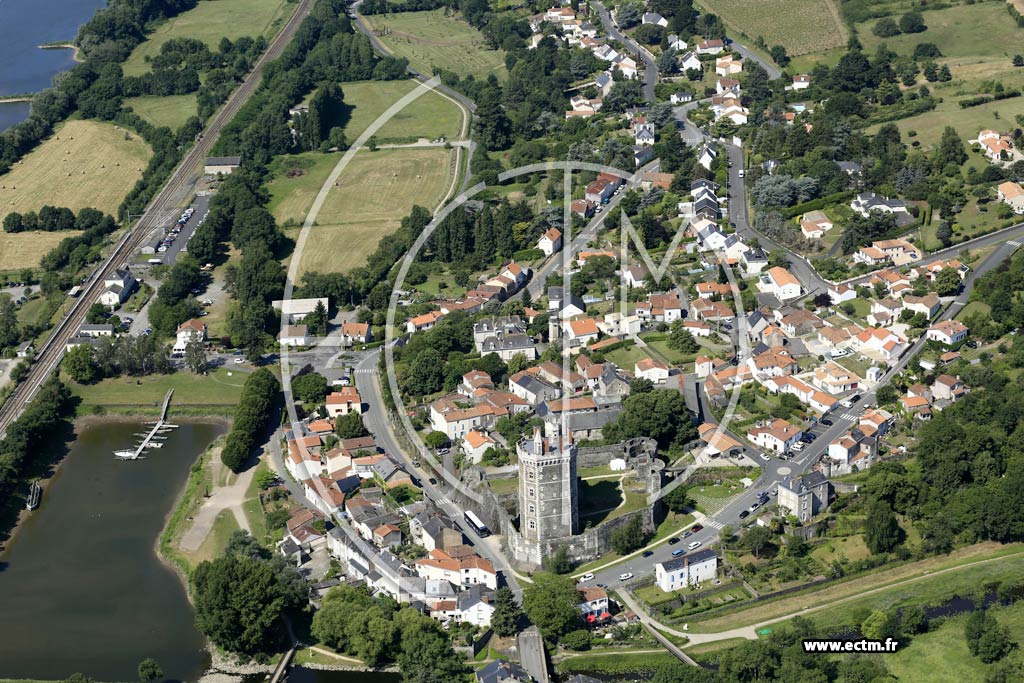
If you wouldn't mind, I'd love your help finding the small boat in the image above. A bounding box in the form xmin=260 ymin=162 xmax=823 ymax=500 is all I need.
xmin=25 ymin=481 xmax=41 ymax=511
xmin=114 ymin=449 xmax=139 ymax=460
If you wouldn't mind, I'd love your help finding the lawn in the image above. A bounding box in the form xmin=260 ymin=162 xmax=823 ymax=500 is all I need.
xmin=123 ymin=0 xmax=295 ymax=75
xmin=124 ymin=94 xmax=197 ymax=131
xmin=689 ymin=542 xmax=1024 ymax=633
xmin=809 ymin=534 xmax=871 ymax=566
xmin=362 ymin=9 xmax=507 ymax=80
xmin=182 ymin=508 xmax=240 ymax=566
xmin=66 ymin=367 xmax=246 ymax=415
xmin=269 ymin=148 xmax=455 ymax=275
xmin=555 ymin=652 xmax=677 ymax=674
xmin=603 ymin=343 xmax=651 ymax=370
xmin=957 ymin=300 xmax=991 ymax=321
xmin=869 ymin=93 xmax=1024 ymax=150
xmin=919 ymin=197 xmax=1009 ymax=251
xmin=488 ymin=477 xmax=518 ymax=495
xmin=696 ymin=0 xmax=847 ymax=55
xmin=0 ymin=120 xmax=151 ymax=217
xmin=311 ymin=79 xmax=463 ymax=144
xmin=0 ymin=231 xmax=82 ymax=272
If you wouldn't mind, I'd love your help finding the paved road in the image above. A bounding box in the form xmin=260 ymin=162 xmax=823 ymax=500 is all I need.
xmin=673 ymin=100 xmax=707 ymax=146
xmin=527 ymin=160 xmax=660 ymax=299
xmin=728 ymin=40 xmax=782 ymax=80
xmin=0 ymin=0 xmax=318 ymax=437
xmin=592 ymin=1 xmax=657 ymax=102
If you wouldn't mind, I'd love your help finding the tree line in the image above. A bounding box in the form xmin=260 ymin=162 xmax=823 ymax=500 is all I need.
xmin=221 ymin=368 xmax=280 ymax=472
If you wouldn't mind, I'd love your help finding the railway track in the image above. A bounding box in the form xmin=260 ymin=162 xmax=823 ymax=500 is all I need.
xmin=0 ymin=0 xmax=316 ymax=437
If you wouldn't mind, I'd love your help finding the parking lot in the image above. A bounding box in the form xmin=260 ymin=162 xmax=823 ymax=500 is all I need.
xmin=142 ymin=194 xmax=211 ymax=266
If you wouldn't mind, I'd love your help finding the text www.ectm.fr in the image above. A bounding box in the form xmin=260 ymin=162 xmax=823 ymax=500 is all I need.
xmin=802 ymin=639 xmax=900 ymax=654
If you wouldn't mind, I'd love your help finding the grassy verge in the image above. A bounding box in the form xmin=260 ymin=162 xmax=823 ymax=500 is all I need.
xmin=159 ymin=437 xmax=224 ymax=576
xmin=555 ymin=651 xmax=677 ymax=674
xmin=67 ymin=367 xmax=246 ymax=416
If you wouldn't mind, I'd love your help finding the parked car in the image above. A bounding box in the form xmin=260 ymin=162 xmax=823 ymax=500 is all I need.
xmin=667 ymin=536 xmax=680 ymax=545
xmin=578 ymin=573 xmax=595 ymax=583
xmin=749 ymin=502 xmax=760 ymax=511
xmin=739 ymin=510 xmax=750 ymax=519
xmin=759 ymin=452 xmax=770 ymax=461
xmin=619 ymin=572 xmax=634 ymax=581
xmin=687 ymin=541 xmax=702 ymax=550
xmin=821 ymin=419 xmax=834 ymax=426
xmin=642 ymin=550 xmax=654 ymax=558
xmin=672 ymin=548 xmax=686 ymax=557
xmin=691 ymin=524 xmax=703 ymax=533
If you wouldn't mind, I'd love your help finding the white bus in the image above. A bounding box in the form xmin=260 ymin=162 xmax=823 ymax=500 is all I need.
xmin=464 ymin=510 xmax=491 ymax=537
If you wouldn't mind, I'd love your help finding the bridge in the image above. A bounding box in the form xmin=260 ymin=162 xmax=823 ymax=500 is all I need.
xmin=115 ymin=389 xmax=176 ymax=460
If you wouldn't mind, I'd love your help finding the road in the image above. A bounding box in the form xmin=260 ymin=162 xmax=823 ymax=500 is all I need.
xmin=592 ymin=1 xmax=657 ymax=102
xmin=727 ymin=40 xmax=782 ymax=80
xmin=0 ymin=0 xmax=318 ymax=438
xmin=527 ymin=160 xmax=660 ymax=299
xmin=673 ymin=100 xmax=706 ymax=146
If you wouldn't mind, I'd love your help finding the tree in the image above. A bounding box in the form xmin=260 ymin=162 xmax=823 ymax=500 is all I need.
xmin=305 ymin=300 xmax=329 ymax=337
xmin=899 ymin=11 xmax=926 ymax=34
xmin=191 ymin=554 xmax=292 ymax=655
xmin=934 ymin=267 xmax=962 ymax=296
xmin=657 ymin=48 xmax=678 ymax=75
xmin=812 ymin=292 xmax=833 ymax=309
xmin=184 ymin=337 xmax=207 ymax=374
xmin=864 ymin=499 xmax=904 ymax=553
xmin=616 ymin=2 xmax=642 ymax=28
xmin=86 ymin=302 xmax=108 ymax=323
xmin=1014 ymin=55 xmax=1024 ymax=68
xmin=669 ymin=321 xmax=700 ymax=353
xmin=425 ymin=431 xmax=450 ymax=449
xmin=292 ymin=371 xmax=329 ymax=405
xmin=966 ymin=610 xmax=1014 ymax=663
xmin=663 ymin=485 xmax=693 ymax=513
xmin=603 ymin=388 xmax=697 ymax=450
xmin=335 ymin=412 xmax=370 ymax=439
xmin=935 ymin=221 xmax=953 ymax=248
xmin=741 ymin=525 xmax=773 ymax=558
xmin=408 ymin=348 xmax=445 ymax=396
xmin=63 ymin=344 xmax=100 ymax=383
xmin=522 ymin=572 xmax=581 ymax=641
xmin=611 ymin=515 xmax=648 ymax=554
xmin=875 ymin=384 xmax=899 ymax=406
xmin=560 ymin=629 xmax=592 ymax=650
xmin=861 ymin=610 xmax=898 ymax=640
xmin=651 ymin=661 xmax=719 ymax=683
xmin=491 ymin=586 xmax=523 ymax=637
xmin=546 ymin=545 xmax=573 ymax=574
xmin=769 ymin=45 xmax=790 ymax=68
xmin=873 ymin=17 xmax=901 ymax=38
xmin=934 ymin=126 xmax=968 ymax=171
xmin=137 ymin=658 xmax=163 ymax=683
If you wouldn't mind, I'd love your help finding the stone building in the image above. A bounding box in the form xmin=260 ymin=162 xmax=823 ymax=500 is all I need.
xmin=517 ymin=428 xmax=579 ymax=548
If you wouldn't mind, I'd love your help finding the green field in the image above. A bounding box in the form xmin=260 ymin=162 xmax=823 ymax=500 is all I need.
xmin=124 ymin=94 xmax=198 ymax=130
xmin=329 ymin=79 xmax=463 ymax=143
xmin=869 ymin=95 xmax=1023 ymax=150
xmin=67 ymin=368 xmax=247 ymax=414
xmin=0 ymin=119 xmax=151 ymax=218
xmin=123 ymin=0 xmax=295 ymax=75
xmin=268 ymin=147 xmax=455 ymax=275
xmin=362 ymin=9 xmax=507 ymax=80
xmin=696 ymin=0 xmax=847 ymax=55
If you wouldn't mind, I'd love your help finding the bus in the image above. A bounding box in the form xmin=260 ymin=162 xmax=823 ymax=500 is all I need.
xmin=464 ymin=510 xmax=491 ymax=537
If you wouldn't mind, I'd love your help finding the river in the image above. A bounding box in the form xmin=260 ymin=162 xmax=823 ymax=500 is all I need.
xmin=0 ymin=0 xmax=107 ymax=131
xmin=0 ymin=420 xmax=223 ymax=682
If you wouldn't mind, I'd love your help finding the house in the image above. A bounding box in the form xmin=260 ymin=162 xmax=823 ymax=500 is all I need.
xmin=545 ymin=6 xmax=576 ymax=22
xmin=799 ymin=210 xmax=833 ymax=239
xmin=278 ymin=324 xmax=309 ymax=347
xmin=791 ymin=74 xmax=811 ymax=90
xmin=813 ymin=361 xmax=861 ymax=395
xmin=326 ymin=387 xmax=363 ymax=417
xmin=932 ymin=374 xmax=968 ymax=402
xmin=828 ymin=283 xmax=856 ymax=305
xmin=637 ymin=292 xmax=684 ymax=323
xmin=868 ymin=298 xmax=903 ymax=327
xmin=613 ymin=54 xmax=638 ymax=79
xmin=777 ymin=472 xmax=832 ymax=522
xmin=696 ymin=39 xmax=725 ymax=55
xmin=655 ymin=549 xmax=718 ymax=591
xmin=585 ymin=178 xmax=616 ymax=204
xmin=716 ymin=78 xmax=741 ymax=96
xmin=758 ymin=267 xmax=802 ymax=301
xmin=696 ymin=422 xmax=743 ymax=457
xmin=169 ymin=318 xmax=206 ymax=353
xmin=642 ymin=11 xmax=668 ymax=26
xmin=452 ymin=585 xmax=495 ymax=627
xmin=851 ymin=193 xmax=910 ymax=218
xmin=99 ymin=267 xmax=136 ymax=307
xmin=634 ymin=145 xmax=654 ymax=166
xmin=927 ymin=319 xmax=969 ymax=346
xmin=678 ymin=51 xmax=702 ymax=72
xmin=563 ymin=318 xmax=601 ymax=347
xmin=696 ymin=281 xmax=732 ymax=299
xmin=593 ymin=44 xmax=619 ymax=62
xmin=429 ymin=398 xmax=498 ymax=440
xmin=476 ymin=660 xmax=532 ymax=683
xmin=203 ymin=156 xmax=241 ymax=174
xmin=272 ymin=297 xmax=330 ymax=324
xmin=570 ymin=199 xmax=595 ymax=217
xmin=837 ymin=161 xmax=863 ymax=177
xmin=670 ymin=90 xmax=693 ymax=104
xmin=747 ymin=418 xmax=803 ymax=453
xmin=975 ymin=130 xmax=1015 ymax=162
xmin=667 ymin=33 xmax=688 ymax=51
xmin=715 ymin=55 xmax=743 ymax=76
xmin=634 ymin=124 xmax=656 ymax=147
xmin=406 ymin=310 xmax=445 ymax=334
xmin=373 ymin=524 xmax=402 ymax=549
xmin=510 ymin=371 xmax=560 ymax=406
xmin=741 ymin=248 xmax=769 ymax=275
xmin=341 ymin=322 xmax=372 ymax=345
xmin=779 ymin=308 xmax=822 ymax=336
xmin=899 ymin=394 xmax=931 ymax=418
xmin=691 ymin=297 xmax=734 ymax=322
xmin=903 ymin=293 xmax=941 ymax=319
xmin=997 ymin=181 xmax=1024 ymax=214
xmin=634 ymin=357 xmax=669 ymax=384
xmin=697 ymin=143 xmax=717 ymax=171
xmin=855 ymin=326 xmax=907 ymax=362
xmin=577 ymin=585 xmax=610 ymax=620
xmin=479 ymin=333 xmax=538 ymax=361
xmin=853 ymin=239 xmax=919 ymax=267
xmin=462 ymin=430 xmax=496 ymax=464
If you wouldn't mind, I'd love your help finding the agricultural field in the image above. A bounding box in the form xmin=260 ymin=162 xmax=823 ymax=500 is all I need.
xmin=268 ymin=147 xmax=455 ymax=275
xmin=123 ymin=0 xmax=295 ymax=75
xmin=324 ymin=79 xmax=464 ymax=144
xmin=362 ymin=9 xmax=507 ymax=80
xmin=696 ymin=0 xmax=847 ymax=55
xmin=0 ymin=119 xmax=151 ymax=217
xmin=0 ymin=231 xmax=81 ymax=272
xmin=123 ymin=94 xmax=198 ymax=131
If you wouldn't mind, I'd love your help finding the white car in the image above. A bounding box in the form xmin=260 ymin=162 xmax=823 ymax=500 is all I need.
xmin=687 ymin=541 xmax=702 ymax=550
xmin=578 ymin=573 xmax=595 ymax=583
xmin=233 ymin=357 xmax=245 ymax=364
xmin=759 ymin=452 xmax=770 ymax=461
xmin=618 ymin=572 xmax=634 ymax=581
xmin=737 ymin=169 xmax=745 ymax=178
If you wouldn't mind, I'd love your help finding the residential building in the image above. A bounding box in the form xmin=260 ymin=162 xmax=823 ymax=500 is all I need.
xmin=696 ymin=39 xmax=725 ymax=54
xmin=758 ymin=266 xmax=802 ymax=301
xmin=634 ymin=357 xmax=670 ymax=384
xmin=278 ymin=324 xmax=309 ymax=347
xmin=463 ymin=430 xmax=496 ymax=464
xmin=850 ymin=193 xmax=909 ymax=218
xmin=678 ymin=51 xmax=702 ymax=72
xmin=99 ymin=267 xmax=136 ymax=307
xmin=997 ymin=181 xmax=1024 ymax=214
xmin=407 ymin=310 xmax=445 ymax=334
xmin=476 ymin=660 xmax=531 ymax=683
xmin=746 ymin=418 xmax=803 ymax=453
xmin=577 ymin=585 xmax=610 ymax=618
xmin=932 ymin=374 xmax=968 ymax=402
xmin=799 ymin=210 xmax=833 ymax=239
xmin=204 ymin=156 xmax=241 ymax=174
xmin=791 ymin=74 xmax=811 ymax=90
xmin=341 ymin=322 xmax=372 ymax=345
xmin=777 ymin=472 xmax=832 ymax=522
xmin=326 ymin=387 xmax=363 ymax=417
xmin=715 ymin=55 xmax=743 ymax=76
xmin=655 ymin=549 xmax=718 ymax=591
xmin=855 ymin=327 xmax=907 ymax=362
xmin=828 ymin=283 xmax=856 ymax=305
xmin=173 ymin=319 xmax=206 ymax=353
xmin=642 ymin=11 xmax=668 ymax=26
xmin=272 ymin=297 xmax=330 ymax=324
xmin=853 ymin=239 xmax=919 ymax=267
xmin=903 ymin=293 xmax=941 ymax=319
xmin=927 ymin=320 xmax=969 ymax=346
xmin=813 ymin=361 xmax=861 ymax=395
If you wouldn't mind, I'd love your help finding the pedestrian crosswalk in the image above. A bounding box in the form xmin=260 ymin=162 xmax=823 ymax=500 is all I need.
xmin=703 ymin=518 xmax=724 ymax=530
xmin=838 ymin=412 xmax=860 ymax=421
xmin=355 ymin=368 xmax=375 ymax=375
xmin=1009 ymin=240 xmax=1021 ymax=248
xmin=437 ymin=497 xmax=451 ymax=506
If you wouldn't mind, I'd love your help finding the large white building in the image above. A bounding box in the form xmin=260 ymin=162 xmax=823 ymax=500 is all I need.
xmin=655 ymin=549 xmax=718 ymax=592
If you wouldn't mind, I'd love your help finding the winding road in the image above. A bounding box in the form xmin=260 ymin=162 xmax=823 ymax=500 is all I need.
xmin=592 ymin=1 xmax=657 ymax=102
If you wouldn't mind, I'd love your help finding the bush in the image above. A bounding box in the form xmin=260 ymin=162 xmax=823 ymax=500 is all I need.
xmin=560 ymin=629 xmax=593 ymax=651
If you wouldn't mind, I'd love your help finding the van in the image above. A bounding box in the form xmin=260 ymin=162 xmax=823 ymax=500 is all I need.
xmin=672 ymin=549 xmax=685 ymax=557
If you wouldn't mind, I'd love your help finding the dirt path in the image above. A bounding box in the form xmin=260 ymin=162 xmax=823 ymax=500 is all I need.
xmin=179 ymin=450 xmax=255 ymax=551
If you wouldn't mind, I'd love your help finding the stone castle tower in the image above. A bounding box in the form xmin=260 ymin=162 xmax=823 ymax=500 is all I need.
xmin=517 ymin=427 xmax=578 ymax=543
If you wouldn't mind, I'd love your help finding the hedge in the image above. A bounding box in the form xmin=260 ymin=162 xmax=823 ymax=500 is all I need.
xmin=781 ymin=191 xmax=855 ymax=219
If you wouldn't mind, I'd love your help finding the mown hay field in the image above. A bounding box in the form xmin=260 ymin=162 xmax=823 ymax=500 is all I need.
xmin=698 ymin=0 xmax=847 ymax=55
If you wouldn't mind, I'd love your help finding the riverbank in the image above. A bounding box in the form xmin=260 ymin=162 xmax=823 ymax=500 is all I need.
xmin=0 ymin=95 xmax=33 ymax=103
xmin=37 ymin=42 xmax=82 ymax=62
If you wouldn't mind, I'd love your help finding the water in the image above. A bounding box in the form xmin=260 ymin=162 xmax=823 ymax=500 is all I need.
xmin=0 ymin=420 xmax=223 ymax=682
xmin=0 ymin=0 xmax=108 ymax=130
